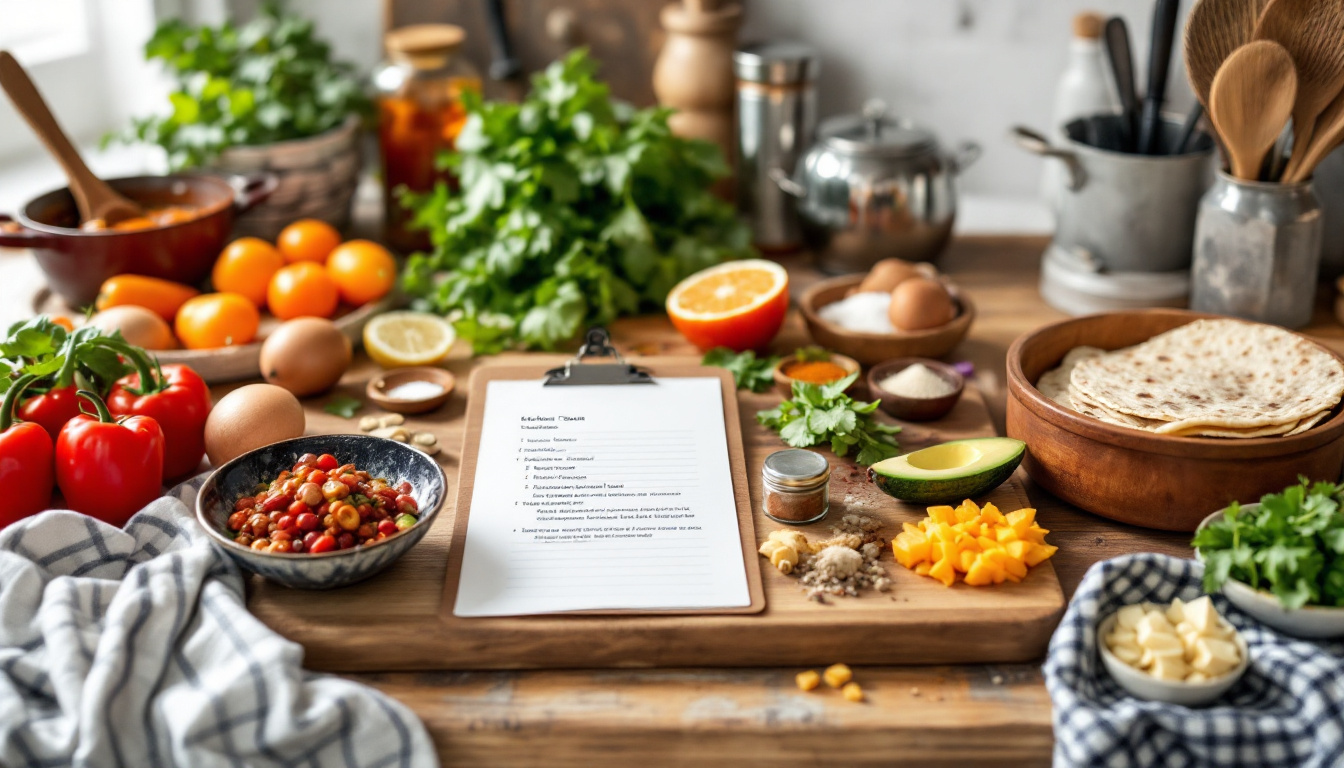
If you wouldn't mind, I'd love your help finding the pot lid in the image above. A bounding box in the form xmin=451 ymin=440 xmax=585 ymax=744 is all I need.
xmin=820 ymin=99 xmax=938 ymax=158
xmin=734 ymin=41 xmax=819 ymax=85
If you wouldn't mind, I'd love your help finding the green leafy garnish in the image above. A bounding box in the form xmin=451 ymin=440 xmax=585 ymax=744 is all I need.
xmin=107 ymin=1 xmax=370 ymax=169
xmin=0 ymin=318 xmax=132 ymax=397
xmin=756 ymin=373 xmax=901 ymax=466
xmin=1191 ymin=477 xmax=1344 ymax=609
xmin=323 ymin=396 xmax=362 ymax=419
xmin=402 ymin=49 xmax=754 ymax=354
xmin=703 ymin=348 xmax=780 ymax=393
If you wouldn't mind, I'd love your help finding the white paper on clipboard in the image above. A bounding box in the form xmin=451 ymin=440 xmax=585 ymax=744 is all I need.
xmin=452 ymin=377 xmax=752 ymax=617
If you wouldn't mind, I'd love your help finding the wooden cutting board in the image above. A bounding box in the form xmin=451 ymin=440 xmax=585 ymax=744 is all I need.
xmin=243 ymin=355 xmax=1066 ymax=671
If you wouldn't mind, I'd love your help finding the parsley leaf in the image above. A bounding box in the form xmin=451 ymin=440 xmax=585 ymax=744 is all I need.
xmin=1192 ymin=478 xmax=1344 ymax=608
xmin=403 ymin=50 xmax=755 ymax=354
xmin=323 ymin=396 xmax=362 ymax=419
xmin=756 ymin=373 xmax=901 ymax=465
xmin=703 ymin=348 xmax=779 ymax=393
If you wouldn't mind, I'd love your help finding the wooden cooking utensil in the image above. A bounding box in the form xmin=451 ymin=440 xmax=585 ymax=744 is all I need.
xmin=1208 ymin=40 xmax=1297 ymax=180
xmin=0 ymin=51 xmax=142 ymax=226
xmin=1103 ymin=17 xmax=1141 ymax=152
xmin=1288 ymin=87 xmax=1344 ymax=182
xmin=1254 ymin=0 xmax=1344 ymax=181
xmin=1185 ymin=0 xmax=1270 ymax=109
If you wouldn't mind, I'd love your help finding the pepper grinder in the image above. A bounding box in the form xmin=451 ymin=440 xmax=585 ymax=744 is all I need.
xmin=652 ymin=0 xmax=743 ymax=175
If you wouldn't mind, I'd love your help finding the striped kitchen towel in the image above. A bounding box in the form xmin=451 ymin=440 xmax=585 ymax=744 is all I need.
xmin=1045 ymin=553 xmax=1344 ymax=768
xmin=0 ymin=476 xmax=438 ymax=767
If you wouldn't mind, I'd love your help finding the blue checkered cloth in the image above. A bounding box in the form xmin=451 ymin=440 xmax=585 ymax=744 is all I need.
xmin=1045 ymin=553 xmax=1344 ymax=768
xmin=0 ymin=476 xmax=438 ymax=767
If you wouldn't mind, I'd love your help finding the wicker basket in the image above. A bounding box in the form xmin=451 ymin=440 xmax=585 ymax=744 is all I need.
xmin=210 ymin=116 xmax=363 ymax=240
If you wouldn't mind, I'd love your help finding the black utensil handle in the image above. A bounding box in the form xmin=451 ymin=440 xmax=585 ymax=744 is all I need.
xmin=1103 ymin=17 xmax=1140 ymax=153
xmin=1138 ymin=0 xmax=1180 ymax=154
xmin=484 ymin=0 xmax=521 ymax=82
xmin=1175 ymin=102 xmax=1205 ymax=154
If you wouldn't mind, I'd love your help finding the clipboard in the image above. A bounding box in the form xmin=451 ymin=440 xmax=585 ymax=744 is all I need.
xmin=444 ymin=329 xmax=766 ymax=616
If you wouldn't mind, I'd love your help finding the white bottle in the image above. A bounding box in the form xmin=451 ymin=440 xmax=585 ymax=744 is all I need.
xmin=1042 ymin=12 xmax=1121 ymax=211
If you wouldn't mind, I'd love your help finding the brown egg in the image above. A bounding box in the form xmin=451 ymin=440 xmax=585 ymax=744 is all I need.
xmin=889 ymin=277 xmax=956 ymax=331
xmin=858 ymin=259 xmax=920 ymax=293
xmin=258 ymin=318 xmax=352 ymax=397
xmin=87 ymin=306 xmax=176 ymax=350
xmin=205 ymin=384 xmax=306 ymax=467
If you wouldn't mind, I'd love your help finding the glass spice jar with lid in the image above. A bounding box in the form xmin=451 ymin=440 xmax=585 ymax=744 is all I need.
xmin=372 ymin=24 xmax=481 ymax=254
xmin=762 ymin=448 xmax=830 ymax=524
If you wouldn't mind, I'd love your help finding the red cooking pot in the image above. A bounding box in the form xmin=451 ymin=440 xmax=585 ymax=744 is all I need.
xmin=0 ymin=173 xmax=277 ymax=307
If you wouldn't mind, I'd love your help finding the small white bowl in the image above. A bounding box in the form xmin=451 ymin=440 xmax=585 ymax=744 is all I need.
xmin=1196 ymin=505 xmax=1344 ymax=638
xmin=1096 ymin=612 xmax=1249 ymax=707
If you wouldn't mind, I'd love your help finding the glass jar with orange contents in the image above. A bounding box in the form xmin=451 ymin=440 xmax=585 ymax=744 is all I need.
xmin=373 ymin=24 xmax=481 ymax=254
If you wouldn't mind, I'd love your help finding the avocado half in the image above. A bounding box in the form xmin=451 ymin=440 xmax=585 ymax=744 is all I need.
xmin=867 ymin=437 xmax=1026 ymax=504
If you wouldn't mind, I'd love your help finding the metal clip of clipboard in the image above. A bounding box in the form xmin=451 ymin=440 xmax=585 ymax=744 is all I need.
xmin=543 ymin=328 xmax=654 ymax=386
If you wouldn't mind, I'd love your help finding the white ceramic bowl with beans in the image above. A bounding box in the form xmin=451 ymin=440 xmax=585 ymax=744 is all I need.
xmin=1096 ymin=612 xmax=1249 ymax=707
xmin=1196 ymin=505 xmax=1344 ymax=638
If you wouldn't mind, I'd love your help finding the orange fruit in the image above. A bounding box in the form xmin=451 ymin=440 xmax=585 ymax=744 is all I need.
xmin=175 ymin=293 xmax=260 ymax=349
xmin=665 ymin=260 xmax=789 ymax=352
xmin=277 ymin=219 xmax=342 ymax=264
xmin=326 ymin=240 xmax=397 ymax=306
xmin=212 ymin=237 xmax=285 ymax=306
xmin=267 ymin=262 xmax=340 ymax=320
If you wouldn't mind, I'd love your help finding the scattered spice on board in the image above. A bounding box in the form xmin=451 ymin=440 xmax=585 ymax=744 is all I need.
xmin=758 ymin=515 xmax=890 ymax=601
xmin=784 ymin=360 xmax=850 ymax=385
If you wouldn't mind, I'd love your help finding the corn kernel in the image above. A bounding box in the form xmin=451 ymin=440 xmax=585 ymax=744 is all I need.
xmin=842 ymin=682 xmax=864 ymax=702
xmin=795 ymin=670 xmax=820 ymax=692
xmin=823 ymin=663 xmax=852 ymax=688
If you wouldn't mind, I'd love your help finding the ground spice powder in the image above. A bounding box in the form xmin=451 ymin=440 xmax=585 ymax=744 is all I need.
xmin=785 ymin=360 xmax=849 ymax=385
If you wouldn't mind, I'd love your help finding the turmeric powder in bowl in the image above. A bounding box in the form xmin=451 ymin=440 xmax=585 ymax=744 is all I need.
xmin=783 ymin=360 xmax=850 ymax=385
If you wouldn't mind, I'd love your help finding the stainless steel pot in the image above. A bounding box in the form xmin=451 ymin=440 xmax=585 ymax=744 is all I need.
xmin=773 ymin=99 xmax=980 ymax=274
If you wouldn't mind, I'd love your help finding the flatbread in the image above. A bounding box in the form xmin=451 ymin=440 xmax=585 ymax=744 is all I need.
xmin=1037 ymin=346 xmax=1106 ymax=409
xmin=1069 ymin=319 xmax=1344 ymax=430
xmin=1286 ymin=410 xmax=1331 ymax=436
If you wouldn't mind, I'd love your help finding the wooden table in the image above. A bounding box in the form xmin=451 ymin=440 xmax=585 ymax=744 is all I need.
xmin=306 ymin=234 xmax=1344 ymax=768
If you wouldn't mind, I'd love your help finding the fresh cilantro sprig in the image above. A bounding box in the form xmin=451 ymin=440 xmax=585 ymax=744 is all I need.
xmin=107 ymin=2 xmax=370 ymax=169
xmin=703 ymin=348 xmax=779 ymax=393
xmin=756 ymin=373 xmax=901 ymax=466
xmin=403 ymin=49 xmax=754 ymax=354
xmin=323 ymin=395 xmax=362 ymax=419
xmin=1191 ymin=477 xmax=1344 ymax=609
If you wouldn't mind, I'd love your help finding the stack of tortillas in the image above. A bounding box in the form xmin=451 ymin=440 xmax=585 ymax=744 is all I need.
xmin=1036 ymin=319 xmax=1344 ymax=438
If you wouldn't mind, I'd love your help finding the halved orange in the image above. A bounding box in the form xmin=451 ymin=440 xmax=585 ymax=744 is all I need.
xmin=666 ymin=260 xmax=790 ymax=352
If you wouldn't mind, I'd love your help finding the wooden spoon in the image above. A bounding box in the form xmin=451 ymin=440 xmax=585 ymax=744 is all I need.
xmin=1208 ymin=40 xmax=1297 ymax=180
xmin=1288 ymin=87 xmax=1344 ymax=181
xmin=1254 ymin=0 xmax=1344 ymax=181
xmin=1184 ymin=0 xmax=1271 ymax=109
xmin=0 ymin=51 xmax=142 ymax=227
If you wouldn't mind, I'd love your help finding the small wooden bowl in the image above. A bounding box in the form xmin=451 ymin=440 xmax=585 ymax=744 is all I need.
xmin=771 ymin=352 xmax=861 ymax=398
xmin=366 ymin=367 xmax=456 ymax=414
xmin=866 ymin=358 xmax=965 ymax=421
xmin=1006 ymin=309 xmax=1344 ymax=531
xmin=800 ymin=275 xmax=975 ymax=366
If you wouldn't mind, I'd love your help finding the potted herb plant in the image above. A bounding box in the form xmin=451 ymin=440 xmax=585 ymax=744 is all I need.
xmin=110 ymin=2 xmax=371 ymax=239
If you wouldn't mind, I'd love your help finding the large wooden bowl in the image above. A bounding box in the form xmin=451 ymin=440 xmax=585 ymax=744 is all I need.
xmin=1006 ymin=309 xmax=1344 ymax=531
xmin=799 ymin=275 xmax=975 ymax=365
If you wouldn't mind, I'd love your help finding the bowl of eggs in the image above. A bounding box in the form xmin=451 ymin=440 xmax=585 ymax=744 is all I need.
xmin=1098 ymin=596 xmax=1248 ymax=707
xmin=799 ymin=259 xmax=975 ymax=366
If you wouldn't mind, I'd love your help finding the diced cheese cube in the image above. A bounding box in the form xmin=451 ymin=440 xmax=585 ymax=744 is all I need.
xmin=1183 ymin=595 xmax=1219 ymax=634
xmin=1116 ymin=604 xmax=1147 ymax=630
xmin=1166 ymin=598 xmax=1186 ymax=626
xmin=1111 ymin=644 xmax=1142 ymax=666
xmin=1190 ymin=637 xmax=1240 ymax=676
xmin=1141 ymin=602 xmax=1160 ymax=614
xmin=1141 ymin=633 xmax=1184 ymax=660
xmin=1149 ymin=656 xmax=1189 ymax=681
xmin=1107 ymin=628 xmax=1137 ymax=648
xmin=1135 ymin=612 xmax=1175 ymax=645
xmin=1187 ymin=672 xmax=1209 ymax=683
xmin=1139 ymin=647 xmax=1155 ymax=669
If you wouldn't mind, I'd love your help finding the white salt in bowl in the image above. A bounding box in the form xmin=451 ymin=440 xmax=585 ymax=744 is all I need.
xmin=866 ymin=358 xmax=964 ymax=421
xmin=1096 ymin=611 xmax=1249 ymax=707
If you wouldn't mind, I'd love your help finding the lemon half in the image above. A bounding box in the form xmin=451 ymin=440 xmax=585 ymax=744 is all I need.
xmin=363 ymin=311 xmax=456 ymax=368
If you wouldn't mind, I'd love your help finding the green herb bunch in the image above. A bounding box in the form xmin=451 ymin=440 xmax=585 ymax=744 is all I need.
xmin=109 ymin=2 xmax=370 ymax=169
xmin=0 ymin=317 xmax=131 ymax=397
xmin=402 ymin=50 xmax=754 ymax=354
xmin=756 ymin=373 xmax=901 ymax=466
xmin=702 ymin=348 xmax=779 ymax=393
xmin=1191 ymin=478 xmax=1344 ymax=609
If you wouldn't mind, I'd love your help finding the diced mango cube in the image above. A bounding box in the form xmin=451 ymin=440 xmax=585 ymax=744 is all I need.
xmin=823 ymin=664 xmax=852 ymax=688
xmin=1024 ymin=543 xmax=1058 ymax=567
xmin=929 ymin=557 xmax=957 ymax=587
xmin=928 ymin=506 xmax=957 ymax=526
xmin=795 ymin=670 xmax=820 ymax=691
xmin=980 ymin=503 xmax=1005 ymax=525
xmin=964 ymin=557 xmax=997 ymax=586
xmin=914 ymin=562 xmax=933 ymax=576
xmin=957 ymin=548 xmax=977 ymax=573
xmin=842 ymin=682 xmax=864 ymax=702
